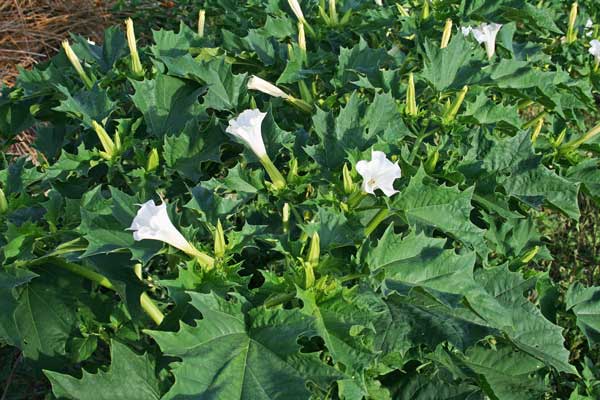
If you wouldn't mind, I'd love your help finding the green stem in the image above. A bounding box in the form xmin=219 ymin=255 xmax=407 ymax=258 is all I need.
xmin=49 ymin=258 xmax=165 ymax=325
xmin=260 ymin=155 xmax=287 ymax=190
xmin=561 ymin=122 xmax=600 ymax=151
xmin=365 ymin=208 xmax=390 ymax=236
xmin=140 ymin=292 xmax=164 ymax=325
xmin=347 ymin=191 xmax=366 ymax=208
xmin=264 ymin=292 xmax=296 ymax=308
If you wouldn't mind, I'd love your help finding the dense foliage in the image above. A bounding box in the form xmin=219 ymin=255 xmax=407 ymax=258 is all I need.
xmin=2 ymin=0 xmax=600 ymax=398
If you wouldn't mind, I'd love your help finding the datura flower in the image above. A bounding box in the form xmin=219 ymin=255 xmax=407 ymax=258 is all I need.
xmin=589 ymin=39 xmax=600 ymax=62
xmin=462 ymin=22 xmax=503 ymax=59
xmin=247 ymin=76 xmax=289 ymax=99
xmin=226 ymin=109 xmax=286 ymax=189
xmin=356 ymin=151 xmax=401 ymax=197
xmin=129 ymin=200 xmax=214 ymax=268
xmin=247 ymin=75 xmax=312 ymax=113
xmin=586 ymin=19 xmax=594 ymax=37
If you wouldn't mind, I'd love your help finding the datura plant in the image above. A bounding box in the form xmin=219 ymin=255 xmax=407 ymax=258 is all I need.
xmin=2 ymin=0 xmax=600 ymax=399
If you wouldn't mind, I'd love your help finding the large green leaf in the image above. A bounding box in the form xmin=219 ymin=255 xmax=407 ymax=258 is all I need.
xmin=390 ymin=168 xmax=486 ymax=254
xmin=130 ymin=74 xmax=204 ymax=137
xmin=147 ymin=292 xmax=339 ymax=400
xmin=45 ymin=341 xmax=161 ymax=400
xmin=566 ymin=283 xmax=600 ymax=345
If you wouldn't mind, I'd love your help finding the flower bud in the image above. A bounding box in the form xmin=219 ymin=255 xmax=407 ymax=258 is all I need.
xmin=283 ymin=203 xmax=290 ymax=233
xmin=307 ymin=232 xmax=320 ymax=268
xmin=329 ymin=0 xmax=339 ymax=25
xmin=91 ymin=120 xmax=118 ymax=160
xmin=441 ymin=19 xmax=453 ymax=49
xmin=520 ymin=246 xmax=540 ymax=263
xmin=567 ymin=2 xmax=578 ymax=43
xmin=342 ymin=163 xmax=354 ymax=194
xmin=146 ymin=148 xmax=160 ymax=172
xmin=405 ymin=73 xmax=418 ymax=117
xmin=214 ymin=219 xmax=226 ymax=258
xmin=125 ymin=18 xmax=144 ymax=77
xmin=421 ymin=0 xmax=430 ymax=20
xmin=297 ymin=22 xmax=307 ymax=60
xmin=198 ymin=10 xmax=206 ymax=37
xmin=0 ymin=187 xmax=7 ymax=214
xmin=61 ymin=40 xmax=94 ymax=88
xmin=442 ymin=85 xmax=468 ymax=124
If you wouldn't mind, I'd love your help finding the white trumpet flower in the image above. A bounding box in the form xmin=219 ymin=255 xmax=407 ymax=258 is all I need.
xmin=586 ymin=19 xmax=594 ymax=37
xmin=356 ymin=151 xmax=401 ymax=197
xmin=375 ymin=0 xmax=383 ymax=6
xmin=247 ymin=76 xmax=290 ymax=99
xmin=589 ymin=39 xmax=600 ymax=62
xmin=129 ymin=200 xmax=214 ymax=267
xmin=462 ymin=22 xmax=503 ymax=59
xmin=288 ymin=0 xmax=305 ymax=21
xmin=225 ymin=109 xmax=268 ymax=158
xmin=226 ymin=110 xmax=286 ymax=189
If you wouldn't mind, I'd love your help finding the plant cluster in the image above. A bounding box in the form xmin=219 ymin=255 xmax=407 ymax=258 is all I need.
xmin=2 ymin=0 xmax=600 ymax=399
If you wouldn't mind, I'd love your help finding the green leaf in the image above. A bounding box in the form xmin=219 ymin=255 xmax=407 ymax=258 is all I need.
xmin=390 ymin=168 xmax=486 ymax=254
xmin=297 ymin=287 xmax=381 ymax=374
xmin=333 ymin=37 xmax=391 ymax=88
xmin=54 ymin=84 xmax=117 ymax=128
xmin=163 ymin=117 xmax=226 ymax=180
xmin=0 ymin=267 xmax=38 ymax=346
xmin=422 ymin=34 xmax=484 ymax=91
xmin=45 ymin=341 xmax=161 ymax=400
xmin=71 ymin=27 xmax=128 ymax=73
xmin=566 ymin=283 xmax=600 ymax=345
xmin=305 ymin=92 xmax=405 ymax=170
xmin=158 ymin=54 xmax=247 ymax=111
xmin=469 ymin=266 xmax=575 ymax=374
xmin=130 ymin=74 xmax=204 ymax=137
xmin=146 ymin=292 xmax=339 ymax=400
xmin=367 ymin=226 xmax=478 ymax=295
xmin=301 ymin=207 xmax=361 ymax=250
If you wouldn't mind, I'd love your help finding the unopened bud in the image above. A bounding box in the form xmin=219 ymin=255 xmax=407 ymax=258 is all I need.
xmin=91 ymin=121 xmax=117 ymax=160
xmin=443 ymin=85 xmax=468 ymax=124
xmin=342 ymin=163 xmax=354 ymax=194
xmin=441 ymin=19 xmax=453 ymax=48
xmin=329 ymin=0 xmax=339 ymax=25
xmin=146 ymin=148 xmax=159 ymax=172
xmin=531 ymin=117 xmax=544 ymax=144
xmin=198 ymin=10 xmax=206 ymax=37
xmin=567 ymin=2 xmax=578 ymax=43
xmin=61 ymin=40 xmax=94 ymax=88
xmin=405 ymin=73 xmax=418 ymax=116
xmin=421 ymin=0 xmax=430 ymax=20
xmin=125 ymin=18 xmax=144 ymax=77
xmin=283 ymin=203 xmax=290 ymax=233
xmin=0 ymin=188 xmax=7 ymax=214
xmin=297 ymin=22 xmax=306 ymax=60
xmin=214 ymin=219 xmax=226 ymax=258
xmin=521 ymin=246 xmax=539 ymax=263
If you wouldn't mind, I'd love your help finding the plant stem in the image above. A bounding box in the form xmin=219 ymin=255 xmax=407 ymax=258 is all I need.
xmin=140 ymin=292 xmax=164 ymax=325
xmin=264 ymin=292 xmax=296 ymax=308
xmin=365 ymin=208 xmax=390 ymax=236
xmin=49 ymin=258 xmax=165 ymax=325
xmin=260 ymin=155 xmax=287 ymax=190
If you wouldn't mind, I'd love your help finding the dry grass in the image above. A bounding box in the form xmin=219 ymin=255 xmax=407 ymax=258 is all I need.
xmin=0 ymin=0 xmax=115 ymax=87
xmin=1 ymin=0 xmax=117 ymax=159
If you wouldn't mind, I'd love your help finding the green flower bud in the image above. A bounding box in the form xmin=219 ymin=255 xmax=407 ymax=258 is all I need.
xmin=198 ymin=10 xmax=206 ymax=37
xmin=125 ymin=18 xmax=144 ymax=77
xmin=214 ymin=219 xmax=226 ymax=258
xmin=406 ymin=73 xmax=418 ymax=117
xmin=0 ymin=187 xmax=7 ymax=214
xmin=342 ymin=163 xmax=354 ymax=194
xmin=146 ymin=148 xmax=160 ymax=172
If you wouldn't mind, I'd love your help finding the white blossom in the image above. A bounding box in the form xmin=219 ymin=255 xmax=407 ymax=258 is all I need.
xmin=356 ymin=151 xmax=401 ymax=197
xmin=462 ymin=23 xmax=503 ymax=59
xmin=587 ymin=19 xmax=594 ymax=37
xmin=589 ymin=39 xmax=600 ymax=62
xmin=287 ymin=0 xmax=305 ymax=21
xmin=247 ymin=76 xmax=289 ymax=99
xmin=225 ymin=109 xmax=268 ymax=158
xmin=374 ymin=0 xmax=383 ymax=5
xmin=129 ymin=200 xmax=195 ymax=254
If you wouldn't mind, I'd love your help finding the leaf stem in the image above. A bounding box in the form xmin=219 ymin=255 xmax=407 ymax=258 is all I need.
xmin=48 ymin=258 xmax=165 ymax=325
xmin=264 ymin=292 xmax=296 ymax=308
xmin=365 ymin=208 xmax=390 ymax=236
